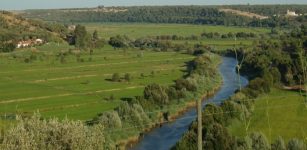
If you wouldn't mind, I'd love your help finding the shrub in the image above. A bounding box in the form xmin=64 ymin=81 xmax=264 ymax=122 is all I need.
xmin=124 ymin=73 xmax=132 ymax=82
xmin=111 ymin=73 xmax=120 ymax=82
xmin=144 ymin=84 xmax=169 ymax=107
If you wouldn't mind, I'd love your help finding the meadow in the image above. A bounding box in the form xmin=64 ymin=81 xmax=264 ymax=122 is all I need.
xmin=84 ymin=23 xmax=270 ymax=39
xmin=228 ymin=88 xmax=307 ymax=142
xmin=0 ymin=44 xmax=194 ymax=121
xmin=85 ymin=23 xmax=269 ymax=51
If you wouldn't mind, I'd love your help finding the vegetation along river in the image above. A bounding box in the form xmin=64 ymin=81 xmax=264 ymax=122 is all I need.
xmin=131 ymin=57 xmax=249 ymax=150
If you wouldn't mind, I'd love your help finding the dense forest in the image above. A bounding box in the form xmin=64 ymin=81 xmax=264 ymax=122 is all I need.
xmin=23 ymin=5 xmax=307 ymax=28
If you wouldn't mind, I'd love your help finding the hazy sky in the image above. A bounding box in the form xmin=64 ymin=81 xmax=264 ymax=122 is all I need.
xmin=1 ymin=0 xmax=306 ymax=10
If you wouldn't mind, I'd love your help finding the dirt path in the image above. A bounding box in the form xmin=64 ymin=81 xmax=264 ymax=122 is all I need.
xmin=30 ymin=67 xmax=183 ymax=83
xmin=0 ymin=86 xmax=144 ymax=104
xmin=219 ymin=8 xmax=269 ymax=20
xmin=0 ymin=57 xmax=193 ymax=74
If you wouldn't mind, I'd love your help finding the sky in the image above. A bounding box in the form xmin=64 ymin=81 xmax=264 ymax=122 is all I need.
xmin=0 ymin=0 xmax=306 ymax=10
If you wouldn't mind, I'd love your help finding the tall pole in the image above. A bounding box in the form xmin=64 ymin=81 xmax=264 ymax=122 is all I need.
xmin=197 ymin=98 xmax=202 ymax=150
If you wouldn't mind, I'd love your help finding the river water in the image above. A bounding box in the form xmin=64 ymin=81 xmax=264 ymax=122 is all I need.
xmin=130 ymin=57 xmax=249 ymax=150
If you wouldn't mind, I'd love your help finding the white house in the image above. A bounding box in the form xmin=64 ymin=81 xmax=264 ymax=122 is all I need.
xmin=17 ymin=41 xmax=31 ymax=48
xmin=286 ymin=10 xmax=299 ymax=17
xmin=16 ymin=39 xmax=44 ymax=48
xmin=35 ymin=39 xmax=43 ymax=44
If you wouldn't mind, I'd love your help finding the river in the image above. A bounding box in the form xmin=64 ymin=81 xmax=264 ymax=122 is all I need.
xmin=130 ymin=57 xmax=249 ymax=150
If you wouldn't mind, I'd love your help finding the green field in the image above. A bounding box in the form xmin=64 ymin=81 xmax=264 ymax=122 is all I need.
xmin=84 ymin=23 xmax=270 ymax=39
xmin=228 ymin=88 xmax=307 ymax=142
xmin=85 ymin=23 xmax=268 ymax=51
xmin=0 ymin=44 xmax=194 ymax=121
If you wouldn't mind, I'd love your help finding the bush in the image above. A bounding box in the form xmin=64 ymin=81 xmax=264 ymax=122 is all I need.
xmin=144 ymin=84 xmax=169 ymax=107
xmin=175 ymin=79 xmax=197 ymax=92
xmin=287 ymin=138 xmax=306 ymax=150
xmin=249 ymin=132 xmax=270 ymax=150
xmin=203 ymin=123 xmax=235 ymax=150
xmin=91 ymin=111 xmax=122 ymax=129
xmin=271 ymin=136 xmax=286 ymax=150
xmin=124 ymin=73 xmax=132 ymax=82
xmin=111 ymin=73 xmax=120 ymax=82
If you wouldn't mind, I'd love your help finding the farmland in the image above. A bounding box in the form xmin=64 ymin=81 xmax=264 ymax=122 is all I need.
xmin=0 ymin=44 xmax=194 ymax=121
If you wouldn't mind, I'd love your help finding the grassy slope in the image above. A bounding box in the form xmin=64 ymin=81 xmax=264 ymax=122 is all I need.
xmin=228 ymin=88 xmax=307 ymax=142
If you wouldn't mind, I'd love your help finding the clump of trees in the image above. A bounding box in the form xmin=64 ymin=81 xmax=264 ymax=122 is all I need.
xmin=110 ymin=73 xmax=132 ymax=82
xmin=201 ymin=32 xmax=257 ymax=39
xmin=72 ymin=25 xmax=105 ymax=50
xmin=0 ymin=42 xmax=15 ymax=53
xmin=1 ymin=113 xmax=112 ymax=149
xmin=109 ymin=35 xmax=131 ymax=49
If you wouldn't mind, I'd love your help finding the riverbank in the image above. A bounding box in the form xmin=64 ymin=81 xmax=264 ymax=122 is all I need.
xmin=131 ymin=57 xmax=248 ymax=150
xmin=115 ymin=55 xmax=223 ymax=149
xmin=122 ymin=84 xmax=222 ymax=149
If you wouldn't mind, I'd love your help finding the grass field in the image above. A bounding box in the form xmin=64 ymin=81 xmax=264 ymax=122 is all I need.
xmin=84 ymin=23 xmax=270 ymax=39
xmin=85 ymin=23 xmax=269 ymax=51
xmin=0 ymin=43 xmax=194 ymax=121
xmin=228 ymin=88 xmax=307 ymax=142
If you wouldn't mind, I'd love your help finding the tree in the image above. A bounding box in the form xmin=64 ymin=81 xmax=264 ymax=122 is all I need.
xmin=74 ymin=25 xmax=88 ymax=49
xmin=124 ymin=73 xmax=132 ymax=82
xmin=144 ymin=84 xmax=169 ymax=107
xmin=108 ymin=35 xmax=130 ymax=49
xmin=203 ymin=123 xmax=235 ymax=150
xmin=91 ymin=111 xmax=122 ymax=129
xmin=111 ymin=73 xmax=120 ymax=82
xmin=93 ymin=30 xmax=99 ymax=41
xmin=0 ymin=42 xmax=15 ymax=53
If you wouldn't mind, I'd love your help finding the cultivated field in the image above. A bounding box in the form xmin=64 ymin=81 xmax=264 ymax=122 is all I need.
xmin=228 ymin=88 xmax=307 ymax=142
xmin=0 ymin=44 xmax=193 ymax=121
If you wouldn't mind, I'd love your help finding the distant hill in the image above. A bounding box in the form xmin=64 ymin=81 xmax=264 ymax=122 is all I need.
xmin=22 ymin=6 xmax=231 ymax=24
xmin=21 ymin=5 xmax=307 ymax=28
xmin=0 ymin=11 xmax=68 ymax=44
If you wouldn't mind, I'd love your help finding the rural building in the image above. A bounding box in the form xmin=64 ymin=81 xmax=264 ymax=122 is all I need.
xmin=286 ymin=10 xmax=300 ymax=17
xmin=16 ymin=38 xmax=44 ymax=48
xmin=68 ymin=25 xmax=76 ymax=31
